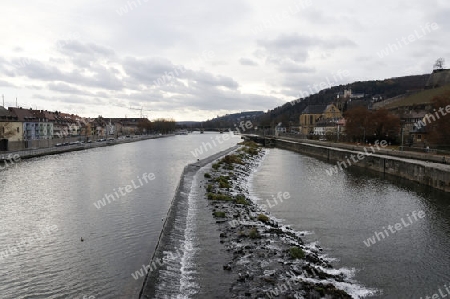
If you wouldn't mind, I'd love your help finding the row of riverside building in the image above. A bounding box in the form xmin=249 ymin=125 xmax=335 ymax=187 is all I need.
xmin=0 ymin=106 xmax=151 ymax=151
xmin=276 ymin=88 xmax=429 ymax=147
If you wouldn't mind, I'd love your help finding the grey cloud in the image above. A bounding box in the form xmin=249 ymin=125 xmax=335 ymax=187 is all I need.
xmin=121 ymin=87 xmax=280 ymax=112
xmin=33 ymin=93 xmax=109 ymax=105
xmin=258 ymin=33 xmax=356 ymax=52
xmin=0 ymin=79 xmax=15 ymax=87
xmin=48 ymin=82 xmax=92 ymax=95
xmin=11 ymin=58 xmax=124 ymax=91
xmin=58 ymin=40 xmax=115 ymax=57
xmin=277 ymin=60 xmax=315 ymax=73
xmin=122 ymin=56 xmax=181 ymax=84
xmin=13 ymin=60 xmax=65 ymax=81
xmin=239 ymin=58 xmax=258 ymax=66
xmin=188 ymin=70 xmax=239 ymax=90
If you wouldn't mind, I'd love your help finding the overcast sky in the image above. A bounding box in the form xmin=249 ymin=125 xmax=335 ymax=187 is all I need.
xmin=0 ymin=0 xmax=448 ymax=121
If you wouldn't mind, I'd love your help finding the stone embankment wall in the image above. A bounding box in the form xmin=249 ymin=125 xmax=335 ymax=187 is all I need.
xmin=246 ymin=136 xmax=450 ymax=193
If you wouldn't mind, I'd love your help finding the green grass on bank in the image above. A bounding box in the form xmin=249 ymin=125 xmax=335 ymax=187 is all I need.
xmin=384 ymin=83 xmax=450 ymax=109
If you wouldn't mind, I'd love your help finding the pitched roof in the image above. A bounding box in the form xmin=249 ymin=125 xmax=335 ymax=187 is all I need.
xmin=325 ymin=104 xmax=339 ymax=111
xmin=301 ymin=105 xmax=327 ymax=114
xmin=0 ymin=106 xmax=18 ymax=120
xmin=8 ymin=107 xmax=37 ymax=122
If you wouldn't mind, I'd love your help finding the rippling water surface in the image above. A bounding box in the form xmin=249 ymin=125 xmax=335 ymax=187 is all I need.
xmin=0 ymin=133 xmax=239 ymax=299
xmin=249 ymin=148 xmax=450 ymax=299
xmin=3 ymin=138 xmax=449 ymax=299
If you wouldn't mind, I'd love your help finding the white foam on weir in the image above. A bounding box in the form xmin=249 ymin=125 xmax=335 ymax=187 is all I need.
xmin=305 ymin=240 xmax=319 ymax=247
xmin=245 ymin=149 xmax=269 ymax=204
xmin=282 ymin=227 xmax=314 ymax=236
xmin=178 ymin=173 xmax=200 ymax=298
xmin=315 ymin=265 xmax=356 ymax=278
xmin=298 ymin=276 xmax=379 ymax=298
xmin=319 ymin=253 xmax=339 ymax=262
xmin=234 ymin=147 xmax=378 ymax=298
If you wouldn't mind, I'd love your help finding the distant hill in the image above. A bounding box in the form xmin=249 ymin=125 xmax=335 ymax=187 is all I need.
xmin=254 ymin=73 xmax=431 ymax=126
xmin=426 ymin=69 xmax=450 ymax=88
xmin=380 ymin=83 xmax=450 ymax=110
xmin=201 ymin=73 xmax=437 ymax=128
xmin=202 ymin=111 xmax=264 ymax=128
xmin=176 ymin=121 xmax=201 ymax=126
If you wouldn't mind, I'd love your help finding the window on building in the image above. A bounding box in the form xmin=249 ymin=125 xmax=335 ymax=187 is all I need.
xmin=417 ymin=134 xmax=422 ymax=141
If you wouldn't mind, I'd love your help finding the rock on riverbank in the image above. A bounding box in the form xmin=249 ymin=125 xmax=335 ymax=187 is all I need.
xmin=202 ymin=141 xmax=366 ymax=299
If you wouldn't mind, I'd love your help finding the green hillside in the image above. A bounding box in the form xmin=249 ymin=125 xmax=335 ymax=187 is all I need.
xmin=383 ymin=83 xmax=450 ymax=109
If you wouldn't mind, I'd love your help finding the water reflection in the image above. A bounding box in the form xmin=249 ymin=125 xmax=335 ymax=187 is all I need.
xmin=0 ymin=133 xmax=238 ymax=299
xmin=250 ymin=148 xmax=450 ymax=298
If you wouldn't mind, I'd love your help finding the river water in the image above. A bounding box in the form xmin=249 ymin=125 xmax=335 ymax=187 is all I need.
xmin=0 ymin=133 xmax=240 ymax=299
xmin=1 ymin=136 xmax=449 ymax=299
xmin=249 ymin=148 xmax=450 ymax=299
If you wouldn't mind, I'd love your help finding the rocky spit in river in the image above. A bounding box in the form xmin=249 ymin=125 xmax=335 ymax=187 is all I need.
xmin=202 ymin=141 xmax=369 ymax=299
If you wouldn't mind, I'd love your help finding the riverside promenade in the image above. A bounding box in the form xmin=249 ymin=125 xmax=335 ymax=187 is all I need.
xmin=254 ymin=134 xmax=450 ymax=164
xmin=243 ymin=134 xmax=450 ymax=193
xmin=0 ymin=134 xmax=173 ymax=163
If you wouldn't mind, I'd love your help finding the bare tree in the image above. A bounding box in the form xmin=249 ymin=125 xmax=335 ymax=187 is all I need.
xmin=433 ymin=58 xmax=445 ymax=70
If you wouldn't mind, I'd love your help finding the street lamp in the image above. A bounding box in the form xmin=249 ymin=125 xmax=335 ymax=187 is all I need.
xmin=400 ymin=120 xmax=405 ymax=151
xmin=337 ymin=123 xmax=340 ymax=142
xmin=360 ymin=126 xmax=366 ymax=144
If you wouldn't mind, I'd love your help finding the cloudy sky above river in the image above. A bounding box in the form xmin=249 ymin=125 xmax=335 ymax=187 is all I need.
xmin=0 ymin=0 xmax=448 ymax=121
